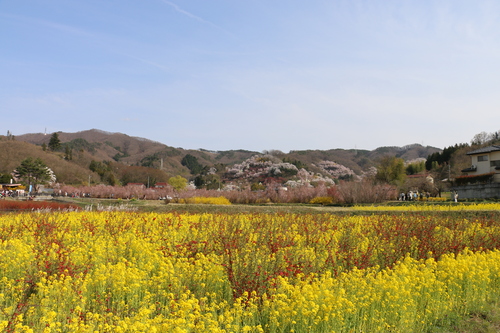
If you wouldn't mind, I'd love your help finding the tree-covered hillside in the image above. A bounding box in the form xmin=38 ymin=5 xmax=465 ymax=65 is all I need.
xmin=2 ymin=129 xmax=449 ymax=190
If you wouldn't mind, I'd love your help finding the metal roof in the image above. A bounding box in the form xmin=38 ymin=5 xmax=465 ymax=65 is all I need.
xmin=466 ymin=145 xmax=500 ymax=155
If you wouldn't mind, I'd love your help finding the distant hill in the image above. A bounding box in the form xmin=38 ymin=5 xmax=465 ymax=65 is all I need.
xmin=286 ymin=144 xmax=440 ymax=175
xmin=2 ymin=129 xmax=442 ymax=187
xmin=13 ymin=129 xmax=256 ymax=172
xmin=0 ymin=139 xmax=101 ymax=184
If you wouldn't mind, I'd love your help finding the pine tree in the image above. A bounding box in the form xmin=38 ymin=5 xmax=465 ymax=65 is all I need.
xmin=181 ymin=154 xmax=203 ymax=174
xmin=48 ymin=132 xmax=61 ymax=151
xmin=64 ymin=145 xmax=73 ymax=160
xmin=13 ymin=157 xmax=52 ymax=192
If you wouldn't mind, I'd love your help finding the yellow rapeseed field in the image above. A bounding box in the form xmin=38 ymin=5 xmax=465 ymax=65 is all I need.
xmin=0 ymin=211 xmax=499 ymax=332
xmin=355 ymin=202 xmax=500 ymax=211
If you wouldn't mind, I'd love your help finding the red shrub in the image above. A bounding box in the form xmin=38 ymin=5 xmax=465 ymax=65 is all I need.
xmin=0 ymin=200 xmax=79 ymax=211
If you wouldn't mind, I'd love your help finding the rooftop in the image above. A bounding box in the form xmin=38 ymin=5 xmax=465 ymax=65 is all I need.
xmin=466 ymin=145 xmax=500 ymax=155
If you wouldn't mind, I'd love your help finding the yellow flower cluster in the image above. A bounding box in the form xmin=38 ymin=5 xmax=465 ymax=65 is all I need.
xmin=0 ymin=211 xmax=499 ymax=332
xmin=355 ymin=202 xmax=500 ymax=211
xmin=418 ymin=197 xmax=448 ymax=202
xmin=270 ymin=250 xmax=500 ymax=332
xmin=178 ymin=196 xmax=232 ymax=205
xmin=308 ymin=197 xmax=334 ymax=205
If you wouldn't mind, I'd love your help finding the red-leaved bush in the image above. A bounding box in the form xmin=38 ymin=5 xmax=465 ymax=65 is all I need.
xmin=0 ymin=200 xmax=79 ymax=211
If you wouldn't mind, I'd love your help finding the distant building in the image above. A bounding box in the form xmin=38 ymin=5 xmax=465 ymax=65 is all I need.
xmin=0 ymin=183 xmax=22 ymax=190
xmin=453 ymin=145 xmax=500 ymax=199
xmin=406 ymin=173 xmax=434 ymax=184
xmin=461 ymin=145 xmax=500 ymax=181
xmin=126 ymin=183 xmax=145 ymax=188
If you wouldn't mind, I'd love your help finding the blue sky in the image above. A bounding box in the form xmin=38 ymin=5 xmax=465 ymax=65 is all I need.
xmin=2 ymin=1 xmax=500 ymax=152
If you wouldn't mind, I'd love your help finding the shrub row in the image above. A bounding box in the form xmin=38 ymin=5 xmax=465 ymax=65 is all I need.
xmin=0 ymin=200 xmax=79 ymax=211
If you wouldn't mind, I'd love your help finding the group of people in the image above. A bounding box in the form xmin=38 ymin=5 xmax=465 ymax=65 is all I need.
xmin=0 ymin=190 xmax=18 ymax=198
xmin=399 ymin=190 xmax=431 ymax=201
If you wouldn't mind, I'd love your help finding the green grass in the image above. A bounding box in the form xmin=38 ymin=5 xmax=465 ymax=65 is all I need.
xmin=54 ymin=197 xmax=354 ymax=214
xmin=429 ymin=301 xmax=500 ymax=333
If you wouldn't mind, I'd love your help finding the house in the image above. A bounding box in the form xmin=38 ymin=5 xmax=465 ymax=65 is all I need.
xmin=406 ymin=173 xmax=434 ymax=183
xmin=460 ymin=145 xmax=500 ymax=182
xmin=126 ymin=183 xmax=145 ymax=188
xmin=453 ymin=145 xmax=500 ymax=199
xmin=0 ymin=183 xmax=23 ymax=190
xmin=154 ymin=182 xmax=169 ymax=189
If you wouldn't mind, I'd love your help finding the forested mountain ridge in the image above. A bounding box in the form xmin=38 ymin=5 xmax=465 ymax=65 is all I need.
xmin=2 ymin=129 xmax=442 ymax=187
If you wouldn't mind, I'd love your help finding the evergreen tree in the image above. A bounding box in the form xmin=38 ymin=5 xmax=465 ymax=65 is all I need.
xmin=13 ymin=157 xmax=53 ymax=192
xmin=48 ymin=132 xmax=61 ymax=151
xmin=181 ymin=154 xmax=203 ymax=174
xmin=425 ymin=144 xmax=468 ymax=171
xmin=194 ymin=175 xmax=205 ymax=188
xmin=0 ymin=173 xmax=11 ymax=183
xmin=64 ymin=145 xmax=73 ymax=160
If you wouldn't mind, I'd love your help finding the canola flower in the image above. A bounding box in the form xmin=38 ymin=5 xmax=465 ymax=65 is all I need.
xmin=354 ymin=202 xmax=500 ymax=211
xmin=0 ymin=211 xmax=499 ymax=332
xmin=178 ymin=196 xmax=231 ymax=205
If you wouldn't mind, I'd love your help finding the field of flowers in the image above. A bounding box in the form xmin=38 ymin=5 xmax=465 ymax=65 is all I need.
xmin=1 ymin=209 xmax=500 ymax=332
xmin=355 ymin=202 xmax=500 ymax=211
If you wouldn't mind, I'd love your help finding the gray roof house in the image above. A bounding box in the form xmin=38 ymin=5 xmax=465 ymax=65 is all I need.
xmin=454 ymin=145 xmax=500 ymax=199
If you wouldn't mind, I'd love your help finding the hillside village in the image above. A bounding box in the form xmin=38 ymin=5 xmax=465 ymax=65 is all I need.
xmin=1 ymin=128 xmax=498 ymax=202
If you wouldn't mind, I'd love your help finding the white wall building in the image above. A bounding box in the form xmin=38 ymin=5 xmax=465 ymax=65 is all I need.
xmin=461 ymin=145 xmax=500 ymax=183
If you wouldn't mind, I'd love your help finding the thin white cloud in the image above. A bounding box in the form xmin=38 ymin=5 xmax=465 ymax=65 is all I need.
xmin=1 ymin=12 xmax=175 ymax=74
xmin=159 ymin=0 xmax=235 ymax=37
xmin=0 ymin=12 xmax=94 ymax=38
xmin=160 ymin=0 xmax=210 ymax=24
